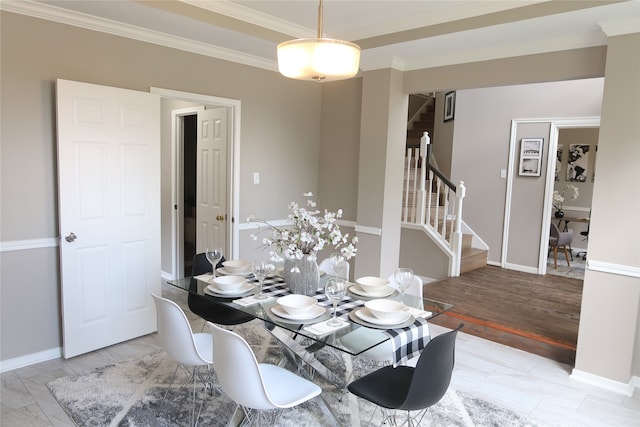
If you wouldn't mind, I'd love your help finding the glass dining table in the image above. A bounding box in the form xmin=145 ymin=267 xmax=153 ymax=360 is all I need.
xmin=168 ymin=272 xmax=452 ymax=425
xmin=168 ymin=272 xmax=452 ymax=387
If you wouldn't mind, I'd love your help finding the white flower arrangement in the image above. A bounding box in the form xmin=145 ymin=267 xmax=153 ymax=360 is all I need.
xmin=553 ymin=184 xmax=579 ymax=211
xmin=247 ymin=192 xmax=358 ymax=271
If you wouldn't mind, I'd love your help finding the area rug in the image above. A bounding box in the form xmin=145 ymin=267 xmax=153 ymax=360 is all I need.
xmin=48 ymin=324 xmax=547 ymax=426
xmin=546 ymin=253 xmax=585 ymax=280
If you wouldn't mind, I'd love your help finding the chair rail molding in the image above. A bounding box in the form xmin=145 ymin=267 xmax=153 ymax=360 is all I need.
xmin=587 ymin=260 xmax=640 ymax=278
xmin=0 ymin=238 xmax=59 ymax=252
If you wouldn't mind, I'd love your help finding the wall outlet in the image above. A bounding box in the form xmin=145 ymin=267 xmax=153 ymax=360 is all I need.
xmin=253 ymin=172 xmax=260 ymax=184
xmin=500 ymin=169 xmax=507 ymax=178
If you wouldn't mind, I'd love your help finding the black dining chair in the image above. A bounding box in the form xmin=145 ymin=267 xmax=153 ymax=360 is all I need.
xmin=188 ymin=253 xmax=255 ymax=328
xmin=576 ymin=210 xmax=590 ymax=260
xmin=347 ymin=324 xmax=463 ymax=427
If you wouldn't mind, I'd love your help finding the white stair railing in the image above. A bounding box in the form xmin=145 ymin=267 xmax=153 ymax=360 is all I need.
xmin=402 ymin=132 xmax=466 ymax=276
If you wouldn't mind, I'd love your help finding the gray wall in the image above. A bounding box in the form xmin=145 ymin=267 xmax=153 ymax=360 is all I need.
xmin=451 ymin=79 xmax=604 ymax=266
xmin=0 ymin=11 xmax=322 ymax=361
xmin=1 ymin=11 xmax=638 ymax=388
xmin=574 ymin=33 xmax=640 ymax=384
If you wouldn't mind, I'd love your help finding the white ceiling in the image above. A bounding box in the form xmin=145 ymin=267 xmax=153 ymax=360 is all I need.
xmin=3 ymin=0 xmax=639 ymax=72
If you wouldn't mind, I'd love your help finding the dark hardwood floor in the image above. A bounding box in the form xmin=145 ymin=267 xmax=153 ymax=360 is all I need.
xmin=423 ymin=265 xmax=583 ymax=365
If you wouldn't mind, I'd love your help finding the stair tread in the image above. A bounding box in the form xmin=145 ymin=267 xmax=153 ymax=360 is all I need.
xmin=461 ymin=247 xmax=487 ymax=257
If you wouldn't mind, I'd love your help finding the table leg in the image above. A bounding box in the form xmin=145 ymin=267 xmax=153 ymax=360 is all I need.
xmin=263 ymin=324 xmax=348 ymax=426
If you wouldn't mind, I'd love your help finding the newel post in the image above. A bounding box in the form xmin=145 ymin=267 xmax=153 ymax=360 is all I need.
xmin=450 ymin=181 xmax=466 ymax=276
xmin=416 ymin=132 xmax=430 ymax=225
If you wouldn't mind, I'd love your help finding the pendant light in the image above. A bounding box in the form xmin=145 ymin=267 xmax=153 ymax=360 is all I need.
xmin=277 ymin=0 xmax=360 ymax=82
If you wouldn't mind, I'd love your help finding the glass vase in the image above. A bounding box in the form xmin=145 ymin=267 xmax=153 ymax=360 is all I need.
xmin=283 ymin=256 xmax=320 ymax=296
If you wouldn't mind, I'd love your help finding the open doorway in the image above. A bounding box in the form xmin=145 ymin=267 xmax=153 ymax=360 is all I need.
xmin=152 ymin=87 xmax=241 ymax=280
xmin=182 ymin=114 xmax=197 ymax=276
xmin=545 ymin=126 xmax=597 ymax=280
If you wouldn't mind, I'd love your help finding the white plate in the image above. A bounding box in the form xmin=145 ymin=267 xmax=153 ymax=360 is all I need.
xmin=270 ymin=304 xmax=326 ymax=321
xmin=206 ymin=282 xmax=255 ymax=296
xmin=349 ymin=284 xmax=394 ymax=298
xmin=216 ymin=267 xmax=253 ymax=277
xmin=355 ymin=307 xmax=410 ymax=326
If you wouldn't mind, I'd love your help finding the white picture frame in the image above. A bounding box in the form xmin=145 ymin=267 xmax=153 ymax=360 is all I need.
xmin=444 ymin=91 xmax=455 ymax=122
xmin=519 ymin=138 xmax=543 ymax=177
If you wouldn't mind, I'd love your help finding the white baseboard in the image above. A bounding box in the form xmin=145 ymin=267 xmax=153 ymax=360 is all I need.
xmin=1 ymin=347 xmax=62 ymax=373
xmin=503 ymin=262 xmax=538 ymax=275
xmin=570 ymin=368 xmax=638 ymax=396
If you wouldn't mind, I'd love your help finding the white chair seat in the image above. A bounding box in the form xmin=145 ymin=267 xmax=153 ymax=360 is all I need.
xmin=207 ymin=321 xmax=321 ymax=422
xmin=318 ymin=257 xmax=350 ymax=279
xmin=258 ymin=364 xmax=322 ymax=408
xmin=340 ymin=273 xmax=428 ymax=362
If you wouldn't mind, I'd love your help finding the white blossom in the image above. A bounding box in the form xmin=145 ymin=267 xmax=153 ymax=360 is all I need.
xmin=553 ymin=184 xmax=579 ymax=210
xmin=247 ymin=192 xmax=358 ymax=264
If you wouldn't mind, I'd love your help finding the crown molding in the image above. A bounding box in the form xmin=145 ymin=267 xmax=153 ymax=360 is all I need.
xmin=599 ymin=17 xmax=640 ymax=37
xmin=182 ymin=0 xmax=313 ymax=39
xmin=360 ymin=54 xmax=407 ymax=72
xmin=0 ymin=0 xmax=278 ymax=72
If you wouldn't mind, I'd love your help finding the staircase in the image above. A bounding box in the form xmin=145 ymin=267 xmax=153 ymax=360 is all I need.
xmin=404 ymin=95 xmax=487 ymax=276
xmin=460 ymin=234 xmax=488 ymax=274
xmin=406 ymin=104 xmax=435 ymax=151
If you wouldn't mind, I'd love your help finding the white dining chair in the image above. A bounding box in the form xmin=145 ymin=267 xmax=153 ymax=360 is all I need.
xmin=207 ymin=321 xmax=322 ymax=425
xmin=151 ymin=294 xmax=215 ymax=426
xmin=339 ymin=274 xmax=428 ymax=363
xmin=318 ymin=257 xmax=350 ymax=279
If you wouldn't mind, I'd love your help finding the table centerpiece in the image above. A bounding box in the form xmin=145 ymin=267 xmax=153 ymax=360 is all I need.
xmin=248 ymin=192 xmax=357 ymax=295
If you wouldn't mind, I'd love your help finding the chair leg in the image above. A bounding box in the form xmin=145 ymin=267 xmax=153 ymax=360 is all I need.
xmin=157 ymin=364 xmax=180 ymax=416
xmin=562 ymin=245 xmax=571 ymax=267
xmin=553 ymin=246 xmax=558 ymax=269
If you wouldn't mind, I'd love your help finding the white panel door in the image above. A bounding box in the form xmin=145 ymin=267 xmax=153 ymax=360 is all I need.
xmin=196 ymin=108 xmax=228 ymax=254
xmin=56 ymin=79 xmax=161 ymax=358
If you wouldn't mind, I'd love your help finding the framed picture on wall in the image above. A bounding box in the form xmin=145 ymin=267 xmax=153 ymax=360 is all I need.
xmin=555 ymin=145 xmax=563 ymax=181
xmin=519 ymin=138 xmax=543 ymax=176
xmin=567 ymin=143 xmax=590 ymax=182
xmin=444 ymin=91 xmax=455 ymax=122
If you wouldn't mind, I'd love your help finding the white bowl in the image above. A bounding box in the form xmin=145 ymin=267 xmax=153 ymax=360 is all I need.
xmin=222 ymin=260 xmax=253 ymax=274
xmin=364 ymin=299 xmax=407 ymax=322
xmin=212 ymin=275 xmax=247 ymax=291
xmin=356 ymin=276 xmax=390 ymax=296
xmin=277 ymin=295 xmax=317 ymax=316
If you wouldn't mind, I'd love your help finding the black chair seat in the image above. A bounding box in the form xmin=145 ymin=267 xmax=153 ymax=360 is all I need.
xmin=188 ymin=286 xmax=255 ymax=326
xmin=347 ymin=324 xmax=463 ymax=423
xmin=347 ymin=365 xmax=413 ymax=409
xmin=188 ymin=253 xmax=254 ymax=326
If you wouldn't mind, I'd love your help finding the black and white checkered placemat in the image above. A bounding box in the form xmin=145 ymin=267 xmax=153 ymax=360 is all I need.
xmin=259 ymin=276 xmax=429 ymax=365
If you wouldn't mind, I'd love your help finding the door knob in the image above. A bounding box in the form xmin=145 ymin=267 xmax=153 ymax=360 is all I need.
xmin=65 ymin=232 xmax=77 ymax=242
xmin=216 ymin=215 xmax=225 ymax=221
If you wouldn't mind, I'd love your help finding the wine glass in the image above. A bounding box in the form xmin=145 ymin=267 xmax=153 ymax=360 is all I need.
xmin=394 ymin=267 xmax=414 ymax=301
xmin=205 ymin=247 xmax=223 ymax=278
xmin=253 ymin=260 xmax=275 ymax=300
xmin=329 ymin=253 xmax=346 ymax=279
xmin=325 ymin=278 xmax=347 ymax=327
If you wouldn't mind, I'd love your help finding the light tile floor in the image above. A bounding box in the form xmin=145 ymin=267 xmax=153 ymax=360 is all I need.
xmin=1 ymin=283 xmax=638 ymax=426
